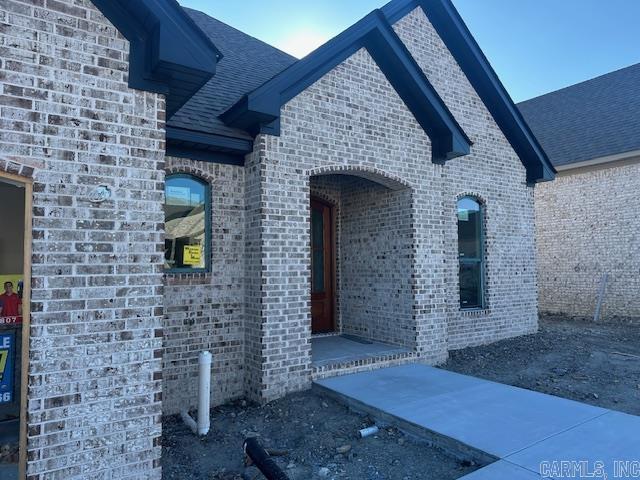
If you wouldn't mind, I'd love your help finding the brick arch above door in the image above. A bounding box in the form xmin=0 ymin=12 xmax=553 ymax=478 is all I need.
xmin=307 ymin=165 xmax=412 ymax=191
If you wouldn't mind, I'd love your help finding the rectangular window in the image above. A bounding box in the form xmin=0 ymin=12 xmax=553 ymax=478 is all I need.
xmin=457 ymin=197 xmax=484 ymax=309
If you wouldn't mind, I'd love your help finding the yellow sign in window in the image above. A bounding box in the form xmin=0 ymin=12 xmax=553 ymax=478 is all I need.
xmin=183 ymin=245 xmax=203 ymax=266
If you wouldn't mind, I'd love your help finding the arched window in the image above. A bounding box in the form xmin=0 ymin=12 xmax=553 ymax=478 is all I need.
xmin=164 ymin=174 xmax=210 ymax=272
xmin=457 ymin=196 xmax=484 ymax=309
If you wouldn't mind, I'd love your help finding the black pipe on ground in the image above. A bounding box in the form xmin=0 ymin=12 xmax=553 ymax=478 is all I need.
xmin=243 ymin=437 xmax=290 ymax=480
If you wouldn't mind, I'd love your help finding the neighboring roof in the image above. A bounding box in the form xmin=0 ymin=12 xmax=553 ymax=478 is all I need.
xmin=518 ymin=63 xmax=640 ymax=168
xmin=92 ymin=0 xmax=222 ymax=117
xmin=166 ymin=0 xmax=555 ymax=183
xmin=168 ymin=8 xmax=297 ymax=142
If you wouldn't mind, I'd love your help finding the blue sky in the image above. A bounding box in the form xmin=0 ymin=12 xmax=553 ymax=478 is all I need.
xmin=180 ymin=0 xmax=640 ymax=102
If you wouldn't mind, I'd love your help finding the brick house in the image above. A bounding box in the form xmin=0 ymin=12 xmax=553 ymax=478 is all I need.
xmin=0 ymin=0 xmax=555 ymax=478
xmin=520 ymin=63 xmax=640 ymax=321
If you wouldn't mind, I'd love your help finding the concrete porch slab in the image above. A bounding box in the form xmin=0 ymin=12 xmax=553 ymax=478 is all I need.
xmin=311 ymin=335 xmax=409 ymax=367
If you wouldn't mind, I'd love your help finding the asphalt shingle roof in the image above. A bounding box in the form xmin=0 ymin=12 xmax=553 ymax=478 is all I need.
xmin=518 ymin=63 xmax=640 ymax=167
xmin=168 ymin=7 xmax=297 ymax=140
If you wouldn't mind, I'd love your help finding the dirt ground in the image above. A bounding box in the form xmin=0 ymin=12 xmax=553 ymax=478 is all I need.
xmin=162 ymin=391 xmax=477 ymax=480
xmin=163 ymin=316 xmax=638 ymax=479
xmin=444 ymin=316 xmax=640 ymax=416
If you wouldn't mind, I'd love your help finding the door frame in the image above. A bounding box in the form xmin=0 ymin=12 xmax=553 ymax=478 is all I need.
xmin=0 ymin=171 xmax=32 ymax=480
xmin=310 ymin=196 xmax=336 ymax=334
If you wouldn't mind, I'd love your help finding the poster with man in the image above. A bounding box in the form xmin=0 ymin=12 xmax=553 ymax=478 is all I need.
xmin=0 ymin=277 xmax=23 ymax=325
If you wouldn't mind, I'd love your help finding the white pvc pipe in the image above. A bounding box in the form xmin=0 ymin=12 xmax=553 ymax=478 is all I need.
xmin=180 ymin=351 xmax=212 ymax=436
xmin=594 ymin=273 xmax=608 ymax=322
xmin=180 ymin=410 xmax=197 ymax=434
xmin=359 ymin=426 xmax=379 ymax=438
xmin=197 ymin=351 xmax=212 ymax=435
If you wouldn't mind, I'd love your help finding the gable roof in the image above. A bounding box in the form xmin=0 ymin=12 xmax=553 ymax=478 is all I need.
xmin=381 ymin=0 xmax=555 ymax=183
xmin=518 ymin=63 xmax=640 ymax=168
xmin=92 ymin=0 xmax=222 ymax=117
xmin=166 ymin=0 xmax=555 ymax=183
xmin=220 ymin=9 xmax=472 ymax=163
xmin=168 ymin=8 xmax=298 ymax=144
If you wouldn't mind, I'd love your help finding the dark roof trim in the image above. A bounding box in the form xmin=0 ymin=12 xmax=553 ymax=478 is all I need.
xmin=221 ymin=10 xmax=472 ymax=164
xmin=166 ymin=126 xmax=251 ymax=165
xmin=382 ymin=0 xmax=556 ymax=183
xmin=166 ymin=145 xmax=245 ymax=166
xmin=166 ymin=126 xmax=253 ymax=154
xmin=92 ymin=0 xmax=222 ymax=117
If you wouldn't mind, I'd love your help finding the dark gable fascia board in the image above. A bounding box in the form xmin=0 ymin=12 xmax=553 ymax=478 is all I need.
xmin=382 ymin=0 xmax=423 ymax=23
xmin=366 ymin=17 xmax=472 ymax=162
xmin=166 ymin=127 xmax=253 ymax=153
xmin=221 ymin=10 xmax=472 ymax=164
xmin=384 ymin=0 xmax=556 ymax=183
xmin=166 ymin=126 xmax=253 ymax=165
xmin=166 ymin=145 xmax=245 ymax=166
xmin=91 ymin=0 xmax=221 ymax=117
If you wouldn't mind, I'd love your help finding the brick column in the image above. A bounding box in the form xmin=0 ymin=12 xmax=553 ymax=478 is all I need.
xmin=244 ymin=136 xmax=312 ymax=403
xmin=412 ymin=179 xmax=450 ymax=364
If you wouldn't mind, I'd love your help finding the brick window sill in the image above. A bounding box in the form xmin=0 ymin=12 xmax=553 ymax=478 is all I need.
xmin=163 ymin=272 xmax=212 ymax=286
xmin=459 ymin=308 xmax=491 ymax=317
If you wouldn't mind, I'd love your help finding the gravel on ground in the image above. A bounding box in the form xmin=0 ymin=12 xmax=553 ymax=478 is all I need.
xmin=162 ymin=390 xmax=477 ymax=480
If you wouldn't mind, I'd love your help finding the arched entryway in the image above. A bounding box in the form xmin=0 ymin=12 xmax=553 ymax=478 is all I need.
xmin=308 ymin=166 xmax=418 ymax=375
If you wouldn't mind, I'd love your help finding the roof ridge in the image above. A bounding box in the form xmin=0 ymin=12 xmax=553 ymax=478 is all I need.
xmin=181 ymin=6 xmax=297 ymax=61
xmin=518 ymin=62 xmax=640 ymax=105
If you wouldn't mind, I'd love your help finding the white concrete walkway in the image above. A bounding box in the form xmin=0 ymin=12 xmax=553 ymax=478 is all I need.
xmin=314 ymin=364 xmax=640 ymax=479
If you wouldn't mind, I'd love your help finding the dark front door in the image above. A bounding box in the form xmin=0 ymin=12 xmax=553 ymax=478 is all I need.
xmin=311 ymin=198 xmax=334 ymax=333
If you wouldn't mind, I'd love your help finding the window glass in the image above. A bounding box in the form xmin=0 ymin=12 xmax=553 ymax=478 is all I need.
xmin=311 ymin=207 xmax=325 ymax=293
xmin=457 ymin=198 xmax=481 ymax=259
xmin=459 ymin=263 xmax=482 ymax=308
xmin=165 ymin=175 xmax=209 ymax=271
xmin=457 ymin=197 xmax=483 ymax=309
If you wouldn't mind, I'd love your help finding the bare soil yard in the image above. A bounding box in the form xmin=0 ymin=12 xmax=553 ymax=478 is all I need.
xmin=162 ymin=391 xmax=477 ymax=480
xmin=444 ymin=316 xmax=640 ymax=416
xmin=163 ymin=316 xmax=638 ymax=480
